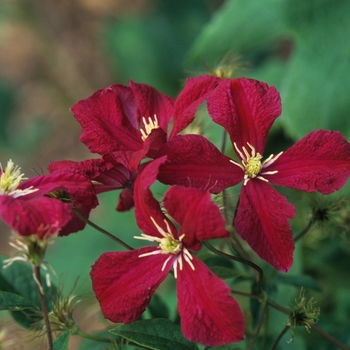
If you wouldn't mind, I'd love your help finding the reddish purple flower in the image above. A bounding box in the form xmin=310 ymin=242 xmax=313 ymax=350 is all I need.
xmin=48 ymin=158 xmax=137 ymax=211
xmin=157 ymin=78 xmax=350 ymax=272
xmin=0 ymin=160 xmax=98 ymax=238
xmin=71 ymin=76 xmax=220 ymax=170
xmin=90 ymin=157 xmax=245 ymax=346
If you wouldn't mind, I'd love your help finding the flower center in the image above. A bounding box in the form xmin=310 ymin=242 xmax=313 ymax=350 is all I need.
xmin=230 ymin=142 xmax=283 ymax=185
xmin=134 ymin=216 xmax=195 ymax=278
xmin=140 ymin=115 xmax=159 ymax=141
xmin=245 ymin=153 xmax=263 ymax=178
xmin=0 ymin=160 xmax=38 ymax=198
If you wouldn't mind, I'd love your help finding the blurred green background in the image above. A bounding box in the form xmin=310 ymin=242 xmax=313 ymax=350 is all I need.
xmin=0 ymin=0 xmax=350 ymax=349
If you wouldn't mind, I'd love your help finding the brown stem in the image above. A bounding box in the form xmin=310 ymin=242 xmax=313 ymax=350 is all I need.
xmin=73 ymin=207 xmax=134 ymax=250
xmin=33 ymin=264 xmax=53 ymax=350
xmin=203 ymin=241 xmax=264 ymax=294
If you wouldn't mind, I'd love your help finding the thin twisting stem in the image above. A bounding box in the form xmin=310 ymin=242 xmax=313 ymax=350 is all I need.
xmin=33 ymin=264 xmax=54 ymax=350
xmin=294 ymin=219 xmax=314 ymax=242
xmin=73 ymin=207 xmax=134 ymax=250
xmin=203 ymin=241 xmax=264 ymax=294
xmin=267 ymin=300 xmax=349 ymax=350
xmin=271 ymin=324 xmax=291 ymax=350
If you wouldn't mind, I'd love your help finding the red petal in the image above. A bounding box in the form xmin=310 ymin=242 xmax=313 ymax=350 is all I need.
xmin=21 ymin=172 xmax=98 ymax=210
xmin=90 ymin=247 xmax=171 ymax=323
xmin=170 ymin=75 xmax=220 ymax=138
xmin=234 ymin=181 xmax=295 ymax=272
xmin=71 ymin=85 xmax=142 ymax=154
xmin=206 ymin=78 xmax=281 ymax=154
xmin=134 ymin=157 xmax=177 ymax=238
xmin=267 ymin=130 xmax=350 ymax=194
xmin=163 ymin=186 xmax=228 ymax=250
xmin=177 ymin=257 xmax=245 ymax=346
xmin=116 ymin=188 xmax=134 ymax=212
xmin=0 ymin=196 xmax=72 ymax=238
xmin=158 ymin=134 xmax=244 ymax=193
xmin=129 ymin=80 xmax=174 ymax=133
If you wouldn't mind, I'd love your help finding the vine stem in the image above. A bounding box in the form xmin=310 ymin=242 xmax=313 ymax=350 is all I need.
xmin=73 ymin=207 xmax=134 ymax=250
xmin=203 ymin=241 xmax=264 ymax=294
xmin=267 ymin=299 xmax=348 ymax=350
xmin=33 ymin=264 xmax=54 ymax=350
xmin=229 ymin=292 xmax=348 ymax=350
xmin=294 ymin=219 xmax=314 ymax=242
xmin=271 ymin=324 xmax=291 ymax=350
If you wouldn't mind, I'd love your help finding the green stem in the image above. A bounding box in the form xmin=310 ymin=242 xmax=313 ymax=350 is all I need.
xmin=271 ymin=324 xmax=291 ymax=350
xmin=73 ymin=207 xmax=134 ymax=250
xmin=230 ymin=289 xmax=261 ymax=300
xmin=203 ymin=241 xmax=264 ymax=294
xmin=33 ymin=264 xmax=54 ymax=350
xmin=294 ymin=219 xmax=314 ymax=242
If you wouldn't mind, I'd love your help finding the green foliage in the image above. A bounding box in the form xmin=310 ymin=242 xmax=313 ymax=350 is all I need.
xmin=0 ymin=255 xmax=55 ymax=328
xmin=188 ymin=0 xmax=350 ymax=140
xmin=110 ymin=319 xmax=200 ymax=350
xmin=272 ymin=274 xmax=322 ymax=292
xmin=0 ymin=291 xmax=38 ymax=311
xmin=53 ymin=331 xmax=70 ymax=350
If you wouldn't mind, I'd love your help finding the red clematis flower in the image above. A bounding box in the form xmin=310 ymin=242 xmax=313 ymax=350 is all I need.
xmin=0 ymin=160 xmax=98 ymax=238
xmin=90 ymin=157 xmax=245 ymax=346
xmin=48 ymin=158 xmax=137 ymax=211
xmin=157 ymin=78 xmax=350 ymax=272
xmin=71 ymin=76 xmax=220 ymax=170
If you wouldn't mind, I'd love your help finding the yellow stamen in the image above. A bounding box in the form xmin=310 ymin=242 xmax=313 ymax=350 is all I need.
xmin=0 ymin=160 xmax=38 ymax=198
xmin=134 ymin=216 xmax=195 ymax=278
xmin=230 ymin=143 xmax=283 ymax=185
xmin=140 ymin=115 xmax=159 ymax=141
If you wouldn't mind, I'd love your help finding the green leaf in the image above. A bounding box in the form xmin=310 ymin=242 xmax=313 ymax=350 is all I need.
xmin=0 ymin=291 xmax=38 ymax=311
xmin=110 ymin=319 xmax=199 ymax=350
xmin=53 ymin=331 xmax=70 ymax=350
xmin=273 ymin=274 xmax=322 ymax=291
xmin=0 ymin=255 xmax=56 ymax=328
xmin=188 ymin=0 xmax=287 ymax=63
xmin=280 ymin=0 xmax=350 ymax=140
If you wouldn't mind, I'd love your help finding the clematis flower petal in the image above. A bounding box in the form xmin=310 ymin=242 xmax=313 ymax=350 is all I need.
xmin=170 ymin=75 xmax=221 ymax=138
xmin=71 ymin=85 xmax=142 ymax=154
xmin=116 ymin=188 xmax=134 ymax=211
xmin=49 ymin=158 xmax=137 ymax=212
xmin=90 ymin=247 xmax=171 ymax=324
xmin=266 ymin=130 xmax=350 ymax=194
xmin=163 ymin=186 xmax=228 ymax=250
xmin=133 ymin=156 xmax=176 ymax=238
xmin=206 ymin=78 xmax=281 ymax=154
xmin=20 ymin=172 xmax=98 ymax=209
xmin=48 ymin=158 xmax=132 ymax=193
xmin=158 ymin=134 xmax=244 ymax=193
xmin=177 ymin=256 xmax=245 ymax=346
xmin=129 ymin=80 xmax=174 ymax=132
xmin=235 ymin=180 xmax=295 ymax=272
xmin=0 ymin=196 xmax=72 ymax=238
